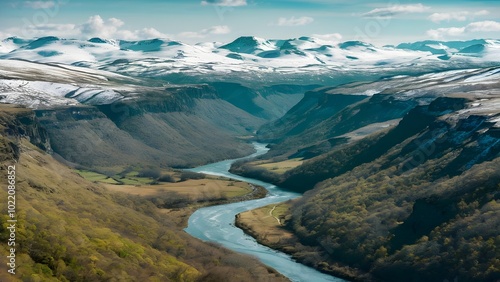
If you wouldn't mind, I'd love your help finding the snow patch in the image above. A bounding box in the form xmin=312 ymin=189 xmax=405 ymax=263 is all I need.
xmin=0 ymin=79 xmax=124 ymax=108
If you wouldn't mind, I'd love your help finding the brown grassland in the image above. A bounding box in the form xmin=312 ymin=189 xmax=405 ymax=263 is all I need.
xmin=255 ymin=159 xmax=303 ymax=175
xmin=103 ymin=179 xmax=252 ymax=199
xmin=235 ymin=202 xmax=295 ymax=244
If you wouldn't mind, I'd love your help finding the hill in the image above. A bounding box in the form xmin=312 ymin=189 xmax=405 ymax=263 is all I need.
xmin=0 ymin=59 xmax=319 ymax=171
xmin=0 ymin=104 xmax=288 ymax=282
xmin=230 ymin=67 xmax=500 ymax=281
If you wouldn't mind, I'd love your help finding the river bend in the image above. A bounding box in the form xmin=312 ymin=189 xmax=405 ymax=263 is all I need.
xmin=185 ymin=143 xmax=344 ymax=282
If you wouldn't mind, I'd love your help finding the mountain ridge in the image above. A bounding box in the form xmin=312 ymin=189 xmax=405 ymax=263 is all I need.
xmin=2 ymin=36 xmax=500 ymax=85
xmin=227 ymin=66 xmax=500 ymax=282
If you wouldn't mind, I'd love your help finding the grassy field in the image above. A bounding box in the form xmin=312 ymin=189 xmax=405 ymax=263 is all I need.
xmin=254 ymin=158 xmax=303 ymax=174
xmin=76 ymin=167 xmax=254 ymax=200
xmin=75 ymin=169 xmax=160 ymax=185
xmin=236 ymin=202 xmax=294 ymax=244
xmin=103 ymin=178 xmax=252 ymax=199
xmin=118 ymin=170 xmax=157 ymax=185
xmin=75 ymin=167 xmax=261 ymax=227
xmin=75 ymin=170 xmax=121 ymax=184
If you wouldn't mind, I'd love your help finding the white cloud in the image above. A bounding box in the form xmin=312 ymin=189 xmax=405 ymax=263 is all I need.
xmin=475 ymin=10 xmax=490 ymax=16
xmin=362 ymin=4 xmax=429 ymax=18
xmin=427 ymin=20 xmax=500 ymax=39
xmin=311 ymin=33 xmax=343 ymax=42
xmin=1 ymin=15 xmax=169 ymax=40
xmin=276 ymin=16 xmax=314 ymax=27
xmin=138 ymin=28 xmax=168 ymax=39
xmin=80 ymin=16 xmax=165 ymax=40
xmin=201 ymin=0 xmax=246 ymax=6
xmin=467 ymin=20 xmax=500 ymax=32
xmin=80 ymin=15 xmax=124 ymax=39
xmin=24 ymin=1 xmax=55 ymax=9
xmin=428 ymin=10 xmax=490 ymax=23
xmin=179 ymin=25 xmax=231 ymax=38
xmin=427 ymin=27 xmax=465 ymax=39
xmin=428 ymin=12 xmax=468 ymax=23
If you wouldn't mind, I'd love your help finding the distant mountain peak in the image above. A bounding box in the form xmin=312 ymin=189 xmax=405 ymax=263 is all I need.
xmin=338 ymin=41 xmax=374 ymax=50
xmin=24 ymin=36 xmax=61 ymax=50
xmin=298 ymin=36 xmax=314 ymax=41
xmin=395 ymin=39 xmax=491 ymax=55
xmin=88 ymin=37 xmax=108 ymax=44
xmin=458 ymin=44 xmax=486 ymax=55
xmin=2 ymin=36 xmax=31 ymax=46
xmin=118 ymin=38 xmax=181 ymax=52
xmin=1 ymin=35 xmax=499 ymax=80
xmin=219 ymin=36 xmax=274 ymax=54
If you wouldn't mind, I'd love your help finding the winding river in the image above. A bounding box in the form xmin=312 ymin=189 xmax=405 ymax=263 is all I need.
xmin=185 ymin=143 xmax=345 ymax=282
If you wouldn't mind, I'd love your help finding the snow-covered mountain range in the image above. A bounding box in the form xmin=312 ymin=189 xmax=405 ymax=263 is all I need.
xmin=0 ymin=55 xmax=499 ymax=127
xmin=0 ymin=34 xmax=499 ymax=173
xmin=0 ymin=35 xmax=499 ymax=129
xmin=1 ymin=36 xmax=500 ymax=84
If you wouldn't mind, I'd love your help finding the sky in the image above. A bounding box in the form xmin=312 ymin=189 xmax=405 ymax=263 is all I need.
xmin=0 ymin=0 xmax=499 ymax=45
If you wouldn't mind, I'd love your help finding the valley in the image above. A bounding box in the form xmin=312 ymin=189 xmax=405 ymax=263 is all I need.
xmin=183 ymin=144 xmax=343 ymax=282
xmin=0 ymin=105 xmax=288 ymax=282
xmin=230 ymin=67 xmax=500 ymax=281
xmin=0 ymin=35 xmax=499 ymax=282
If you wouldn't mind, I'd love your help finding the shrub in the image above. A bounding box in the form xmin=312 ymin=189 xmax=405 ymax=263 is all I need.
xmin=158 ymin=174 xmax=176 ymax=183
xmin=118 ymin=166 xmax=135 ymax=177
xmin=180 ymin=171 xmax=205 ymax=181
xmin=137 ymin=168 xmax=161 ymax=179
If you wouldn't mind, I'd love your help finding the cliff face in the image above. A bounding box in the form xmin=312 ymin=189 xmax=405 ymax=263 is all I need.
xmin=0 ymin=104 xmax=289 ymax=282
xmin=34 ymin=84 xmax=264 ymax=169
xmin=280 ymin=97 xmax=499 ymax=191
xmin=0 ymin=59 xmax=313 ymax=170
xmin=257 ymin=90 xmax=417 ymax=158
xmin=208 ymin=82 xmax=315 ymax=120
xmin=0 ymin=105 xmax=51 ymax=161
xmin=288 ymin=101 xmax=500 ymax=281
xmin=257 ymin=67 xmax=500 ymax=160
xmin=98 ymin=84 xmax=217 ymax=120
xmin=234 ymin=68 xmax=500 ymax=282
xmin=258 ymin=92 xmax=368 ymax=142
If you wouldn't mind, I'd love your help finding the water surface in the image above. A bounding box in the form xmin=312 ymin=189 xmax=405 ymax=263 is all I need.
xmin=185 ymin=143 xmax=345 ymax=282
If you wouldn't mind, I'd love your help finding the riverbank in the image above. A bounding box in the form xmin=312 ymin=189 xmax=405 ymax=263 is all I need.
xmin=185 ymin=142 xmax=345 ymax=282
xmin=161 ymin=183 xmax=268 ymax=228
xmin=101 ymin=174 xmax=268 ymax=228
xmin=235 ymin=203 xmax=370 ymax=282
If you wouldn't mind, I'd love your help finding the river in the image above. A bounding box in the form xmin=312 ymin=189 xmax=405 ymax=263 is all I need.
xmin=185 ymin=142 xmax=345 ymax=282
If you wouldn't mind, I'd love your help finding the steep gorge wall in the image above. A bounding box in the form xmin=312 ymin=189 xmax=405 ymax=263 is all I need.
xmin=34 ymin=85 xmax=265 ymax=169
xmin=0 ymin=106 xmax=51 ymax=161
xmin=285 ymin=98 xmax=500 ymax=281
xmin=258 ymin=91 xmax=418 ymax=157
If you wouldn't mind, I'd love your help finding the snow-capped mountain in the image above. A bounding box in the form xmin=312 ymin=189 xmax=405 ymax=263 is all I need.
xmin=394 ymin=39 xmax=493 ymax=55
xmin=219 ymin=36 xmax=276 ymax=54
xmin=0 ymin=59 xmax=162 ymax=108
xmin=1 ymin=36 xmax=500 ymax=84
xmin=1 ymin=58 xmax=499 ymax=127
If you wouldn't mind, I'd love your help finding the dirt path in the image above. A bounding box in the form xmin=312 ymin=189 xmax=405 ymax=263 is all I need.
xmin=269 ymin=205 xmax=281 ymax=225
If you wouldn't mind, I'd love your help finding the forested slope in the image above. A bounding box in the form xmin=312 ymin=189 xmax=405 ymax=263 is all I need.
xmin=231 ymin=67 xmax=500 ymax=281
xmin=0 ymin=105 xmax=287 ymax=282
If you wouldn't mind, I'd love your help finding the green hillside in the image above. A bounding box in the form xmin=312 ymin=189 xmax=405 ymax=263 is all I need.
xmin=0 ymin=105 xmax=287 ymax=282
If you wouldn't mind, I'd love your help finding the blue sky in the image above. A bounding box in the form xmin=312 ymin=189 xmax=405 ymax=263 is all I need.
xmin=1 ymin=0 xmax=499 ymax=45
